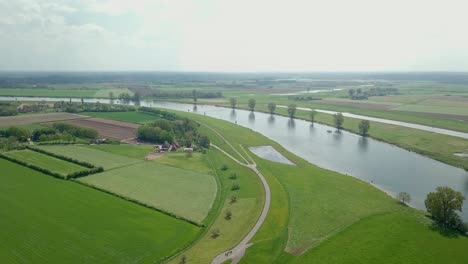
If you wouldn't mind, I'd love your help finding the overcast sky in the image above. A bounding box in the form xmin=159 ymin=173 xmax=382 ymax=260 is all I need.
xmin=1 ymin=0 xmax=467 ymax=72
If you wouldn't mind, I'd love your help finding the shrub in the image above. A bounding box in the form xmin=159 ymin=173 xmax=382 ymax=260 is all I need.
xmin=231 ymin=183 xmax=240 ymax=191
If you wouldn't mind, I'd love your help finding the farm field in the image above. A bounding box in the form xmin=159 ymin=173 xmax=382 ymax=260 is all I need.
xmin=64 ymin=117 xmax=139 ymax=140
xmin=79 ymin=161 xmax=218 ymax=224
xmin=0 ymin=112 xmax=87 ymax=127
xmin=3 ymin=149 xmax=87 ymax=176
xmin=0 ymin=158 xmax=199 ymax=263
xmin=0 ymin=88 xmax=132 ymax=98
xmin=84 ymin=144 xmax=153 ymax=159
xmin=82 ymin=111 xmax=161 ymax=123
xmin=35 ymin=145 xmax=142 ymax=169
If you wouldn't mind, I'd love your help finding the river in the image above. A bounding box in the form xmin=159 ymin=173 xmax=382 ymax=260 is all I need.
xmin=2 ymin=96 xmax=468 ymax=219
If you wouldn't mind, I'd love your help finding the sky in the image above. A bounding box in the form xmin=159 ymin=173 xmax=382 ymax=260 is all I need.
xmin=0 ymin=0 xmax=467 ymax=72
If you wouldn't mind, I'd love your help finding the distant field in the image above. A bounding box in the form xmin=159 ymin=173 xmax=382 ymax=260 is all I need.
xmin=4 ymin=149 xmax=86 ymax=176
xmin=36 ymin=145 xmax=142 ymax=169
xmin=0 ymin=112 xmax=87 ymax=127
xmin=392 ymin=104 xmax=468 ymax=116
xmin=0 ymin=88 xmax=132 ymax=98
xmin=79 ymin=161 xmax=217 ymax=224
xmin=82 ymin=111 xmax=161 ymax=123
xmin=0 ymin=159 xmax=199 ymax=263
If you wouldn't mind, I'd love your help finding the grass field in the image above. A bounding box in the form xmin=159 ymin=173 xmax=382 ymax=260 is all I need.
xmin=79 ymin=161 xmax=217 ymax=224
xmin=162 ymin=108 xmax=468 ymax=263
xmin=84 ymin=144 xmax=153 ymax=159
xmin=158 ymin=152 xmax=215 ymax=174
xmin=168 ymin=148 xmax=264 ymax=264
xmin=35 ymin=145 xmax=143 ymax=169
xmin=392 ymin=104 xmax=468 ymax=116
xmin=4 ymin=149 xmax=87 ymax=176
xmin=81 ymin=111 xmax=161 ymax=123
xmin=0 ymin=159 xmax=200 ymax=263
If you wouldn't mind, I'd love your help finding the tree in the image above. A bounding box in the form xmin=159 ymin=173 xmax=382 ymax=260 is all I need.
xmin=211 ymin=228 xmax=220 ymax=238
xmin=225 ymin=210 xmax=232 ymax=220
xmin=192 ymin=89 xmax=198 ymax=104
xmin=287 ymin=104 xmax=297 ymax=118
xmin=231 ymin=182 xmax=240 ymax=190
xmin=309 ymin=110 xmax=318 ymax=122
xmin=356 ymin=88 xmax=362 ymax=95
xmin=397 ymin=192 xmax=411 ymax=204
xmin=221 ymin=164 xmax=228 ymax=171
xmin=199 ymin=135 xmax=210 ymax=148
xmin=358 ymin=120 xmax=370 ymax=136
xmin=81 ymin=97 xmax=84 ymax=105
xmin=229 ymin=98 xmax=237 ymax=108
xmin=425 ymin=186 xmax=465 ymax=229
xmin=229 ymin=172 xmax=237 ymax=179
xmin=133 ymin=91 xmax=141 ymax=103
xmin=267 ymin=102 xmax=276 ymax=114
xmin=348 ymin=89 xmax=355 ymax=98
xmin=334 ymin=113 xmax=344 ymax=129
xmin=179 ymin=255 xmax=187 ymax=264
xmin=230 ymin=195 xmax=237 ymax=204
xmin=109 ymin=91 xmax=114 ymax=104
xmin=248 ymin=98 xmax=256 ymax=111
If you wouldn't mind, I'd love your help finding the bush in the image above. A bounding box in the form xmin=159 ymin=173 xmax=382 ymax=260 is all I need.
xmin=221 ymin=164 xmax=228 ymax=171
xmin=229 ymin=172 xmax=237 ymax=180
xmin=231 ymin=183 xmax=240 ymax=190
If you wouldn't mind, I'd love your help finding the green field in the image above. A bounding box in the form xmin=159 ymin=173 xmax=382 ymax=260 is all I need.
xmin=36 ymin=145 xmax=143 ymax=169
xmin=82 ymin=111 xmax=161 ymax=123
xmin=163 ymin=109 xmax=468 ymax=264
xmin=84 ymin=144 xmax=153 ymax=159
xmin=4 ymin=149 xmax=87 ymax=176
xmin=392 ymin=104 xmax=468 ymax=116
xmin=79 ymin=161 xmax=218 ymax=224
xmin=0 ymin=159 xmax=199 ymax=263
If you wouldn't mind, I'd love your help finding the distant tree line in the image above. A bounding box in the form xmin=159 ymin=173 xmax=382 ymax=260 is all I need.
xmin=0 ymin=102 xmax=19 ymax=116
xmin=348 ymin=87 xmax=399 ymax=100
xmin=53 ymin=101 xmax=136 ymax=113
xmin=130 ymin=88 xmax=222 ymax=99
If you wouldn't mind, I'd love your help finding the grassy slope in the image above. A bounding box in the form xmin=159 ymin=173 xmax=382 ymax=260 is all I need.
xmin=0 ymin=159 xmax=199 ymax=263
xmin=79 ymin=161 xmax=218 ymax=224
xmin=81 ymin=111 xmax=161 ymax=123
xmin=163 ymin=109 xmax=468 ymax=263
xmin=4 ymin=149 xmax=86 ymax=175
xmin=36 ymin=145 xmax=143 ymax=170
xmin=0 ymin=88 xmax=132 ymax=98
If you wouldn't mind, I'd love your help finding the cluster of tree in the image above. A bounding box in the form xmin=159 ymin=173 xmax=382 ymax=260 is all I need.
xmin=348 ymin=87 xmax=399 ymax=100
xmin=0 ymin=102 xmax=18 ymax=116
xmin=16 ymin=102 xmax=49 ymax=113
xmin=289 ymin=95 xmax=322 ymax=101
xmin=52 ymin=123 xmax=98 ymax=139
xmin=137 ymin=117 xmax=210 ymax=148
xmin=53 ymin=101 xmax=136 ymax=113
xmin=0 ymin=127 xmax=30 ymax=142
xmin=139 ymin=107 xmax=177 ymax=120
xmin=129 ymin=89 xmax=222 ymax=100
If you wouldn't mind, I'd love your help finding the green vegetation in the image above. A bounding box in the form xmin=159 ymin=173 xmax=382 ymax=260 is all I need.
xmin=0 ymin=159 xmax=199 ymax=263
xmin=84 ymin=144 xmax=153 ymax=159
xmin=0 ymin=88 xmax=132 ymax=98
xmin=79 ymin=162 xmax=217 ymax=224
xmin=425 ymin=186 xmax=466 ymax=232
xmin=82 ymin=111 xmax=161 ymax=123
xmin=4 ymin=149 xmax=87 ymax=176
xmin=35 ymin=145 xmax=142 ymax=169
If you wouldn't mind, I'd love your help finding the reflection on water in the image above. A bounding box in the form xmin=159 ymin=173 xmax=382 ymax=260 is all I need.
xmin=267 ymin=115 xmax=275 ymax=126
xmin=248 ymin=112 xmax=255 ymax=125
xmin=287 ymin=118 xmax=295 ymax=131
xmin=309 ymin=123 xmax=315 ymax=134
xmin=358 ymin=137 xmax=369 ymax=153
xmin=193 ymin=104 xmax=198 ymax=112
xmin=230 ymin=109 xmax=236 ymax=121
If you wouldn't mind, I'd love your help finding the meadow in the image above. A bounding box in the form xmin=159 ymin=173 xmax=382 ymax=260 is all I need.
xmin=0 ymin=87 xmax=132 ymax=98
xmin=0 ymin=158 xmax=200 ymax=263
xmin=79 ymin=161 xmax=218 ymax=224
xmin=4 ymin=149 xmax=87 ymax=176
xmin=36 ymin=145 xmax=143 ymax=170
xmin=84 ymin=144 xmax=153 ymax=159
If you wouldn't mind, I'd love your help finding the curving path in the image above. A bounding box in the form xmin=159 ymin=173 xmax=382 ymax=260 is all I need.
xmin=209 ymin=143 xmax=271 ymax=264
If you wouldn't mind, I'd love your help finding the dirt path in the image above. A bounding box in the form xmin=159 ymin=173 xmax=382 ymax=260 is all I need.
xmin=209 ymin=143 xmax=271 ymax=264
